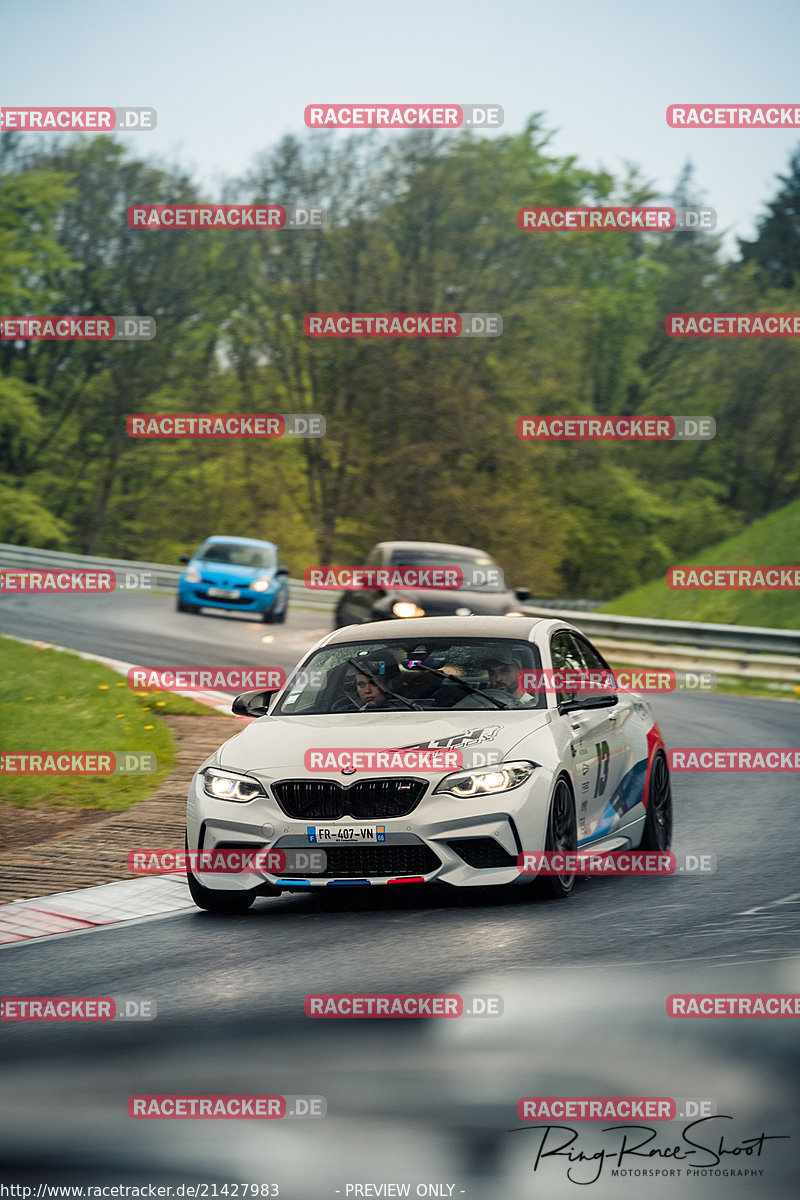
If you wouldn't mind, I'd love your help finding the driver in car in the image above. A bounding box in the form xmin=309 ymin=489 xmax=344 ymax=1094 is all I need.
xmin=480 ymin=650 xmax=539 ymax=706
xmin=354 ymin=656 xmax=402 ymax=709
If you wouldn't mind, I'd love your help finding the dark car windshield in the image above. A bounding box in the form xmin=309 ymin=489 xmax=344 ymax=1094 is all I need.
xmin=195 ymin=541 xmax=275 ymax=570
xmin=275 ymin=637 xmax=545 ymax=715
xmin=388 ymin=550 xmax=506 ymax=592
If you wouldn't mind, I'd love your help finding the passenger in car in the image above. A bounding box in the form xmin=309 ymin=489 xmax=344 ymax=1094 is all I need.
xmin=354 ymin=656 xmax=402 ymax=709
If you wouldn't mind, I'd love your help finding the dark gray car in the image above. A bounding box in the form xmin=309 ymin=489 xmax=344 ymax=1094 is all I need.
xmin=333 ymin=540 xmax=531 ymax=627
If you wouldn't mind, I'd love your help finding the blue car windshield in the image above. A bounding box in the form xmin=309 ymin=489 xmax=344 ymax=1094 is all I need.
xmin=196 ymin=542 xmax=275 ymax=570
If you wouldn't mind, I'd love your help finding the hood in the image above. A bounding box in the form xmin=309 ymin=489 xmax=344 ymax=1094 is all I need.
xmin=215 ymin=709 xmax=551 ymax=776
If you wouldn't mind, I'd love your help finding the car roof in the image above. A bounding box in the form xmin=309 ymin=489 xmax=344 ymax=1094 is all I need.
xmin=199 ymin=536 xmax=278 ymax=549
xmin=374 ymin=540 xmax=498 ymax=560
xmin=322 ymin=615 xmax=577 ymax=646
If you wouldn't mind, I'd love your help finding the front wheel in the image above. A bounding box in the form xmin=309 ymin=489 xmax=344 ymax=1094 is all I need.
xmin=638 ymin=751 xmax=673 ymax=851
xmin=534 ymin=776 xmax=577 ymax=899
xmin=185 ymin=836 xmax=257 ymax=913
xmin=177 ymin=599 xmax=200 ymax=614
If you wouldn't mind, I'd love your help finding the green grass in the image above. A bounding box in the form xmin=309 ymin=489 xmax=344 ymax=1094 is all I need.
xmin=603 ymin=498 xmax=800 ymax=629
xmin=0 ymin=636 xmax=211 ymax=810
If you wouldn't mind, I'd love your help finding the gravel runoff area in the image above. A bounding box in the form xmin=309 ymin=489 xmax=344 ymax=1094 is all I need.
xmin=0 ymin=714 xmax=238 ymax=904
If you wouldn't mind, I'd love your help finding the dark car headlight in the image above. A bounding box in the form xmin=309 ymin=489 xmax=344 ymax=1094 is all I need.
xmin=202 ymin=767 xmax=266 ymax=803
xmin=392 ymin=601 xmax=425 ymax=618
xmin=433 ymin=760 xmax=538 ymax=798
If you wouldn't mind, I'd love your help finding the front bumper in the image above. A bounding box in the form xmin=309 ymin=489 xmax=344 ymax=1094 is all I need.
xmin=178 ymin=580 xmax=286 ymax=614
xmin=186 ymin=767 xmax=554 ymax=891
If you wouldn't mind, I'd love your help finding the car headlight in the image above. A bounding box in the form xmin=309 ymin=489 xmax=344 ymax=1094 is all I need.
xmin=505 ymin=610 xmax=525 ymax=617
xmin=202 ymin=767 xmax=266 ymax=803
xmin=433 ymin=760 xmax=537 ymax=798
xmin=393 ymin=602 xmax=425 ymax=618
xmin=250 ymin=575 xmax=273 ymax=592
xmin=184 ymin=567 xmax=202 ymax=583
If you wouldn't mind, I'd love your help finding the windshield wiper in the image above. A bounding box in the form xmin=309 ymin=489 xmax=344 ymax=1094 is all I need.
xmin=405 ymin=664 xmax=513 ymax=709
xmin=345 ymin=659 xmax=423 ymax=711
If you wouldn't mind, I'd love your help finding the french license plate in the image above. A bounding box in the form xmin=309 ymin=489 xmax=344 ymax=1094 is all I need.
xmin=306 ymin=825 xmax=386 ymax=844
xmin=207 ymin=587 xmax=240 ymax=599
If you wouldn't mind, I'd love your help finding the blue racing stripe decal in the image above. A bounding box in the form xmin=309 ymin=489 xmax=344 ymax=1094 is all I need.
xmin=578 ymin=757 xmax=648 ymax=844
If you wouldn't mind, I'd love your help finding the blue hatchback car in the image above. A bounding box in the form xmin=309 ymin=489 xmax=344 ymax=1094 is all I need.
xmin=177 ymin=536 xmax=289 ymax=623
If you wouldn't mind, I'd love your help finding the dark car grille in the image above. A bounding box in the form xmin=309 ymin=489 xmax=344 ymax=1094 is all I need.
xmin=290 ymin=843 xmax=441 ymax=878
xmin=272 ymin=778 xmax=427 ymax=820
xmin=446 ymin=838 xmax=518 ymax=869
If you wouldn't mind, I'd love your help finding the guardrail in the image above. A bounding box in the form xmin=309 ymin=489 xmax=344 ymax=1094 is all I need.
xmin=1 ymin=543 xmax=798 ymax=662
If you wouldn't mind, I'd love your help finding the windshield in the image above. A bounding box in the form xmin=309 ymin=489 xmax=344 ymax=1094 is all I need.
xmin=195 ymin=541 xmax=276 ymax=570
xmin=275 ymin=637 xmax=545 ymax=715
xmin=388 ymin=550 xmax=506 ymax=592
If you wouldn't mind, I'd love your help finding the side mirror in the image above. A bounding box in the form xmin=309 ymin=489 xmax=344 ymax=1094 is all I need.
xmin=275 ymin=566 xmax=289 ymax=577
xmin=231 ymin=688 xmax=279 ymax=718
xmin=180 ymin=555 xmax=191 ymax=564
xmin=514 ymin=587 xmax=532 ymax=601
xmin=559 ymin=693 xmax=618 ymax=714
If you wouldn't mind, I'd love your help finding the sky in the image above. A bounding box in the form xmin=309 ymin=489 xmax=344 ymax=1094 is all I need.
xmin=2 ymin=0 xmax=800 ymax=253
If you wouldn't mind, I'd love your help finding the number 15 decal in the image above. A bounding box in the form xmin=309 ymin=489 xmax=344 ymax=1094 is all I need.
xmin=594 ymin=740 xmax=610 ymax=797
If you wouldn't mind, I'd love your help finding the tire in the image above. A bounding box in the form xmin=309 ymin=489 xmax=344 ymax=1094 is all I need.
xmin=263 ymin=597 xmax=287 ymax=624
xmin=534 ymin=776 xmax=578 ymax=900
xmin=638 ymin=751 xmax=673 ymax=851
xmin=185 ymin=835 xmax=257 ymax=913
xmin=176 ymin=599 xmax=200 ymax=614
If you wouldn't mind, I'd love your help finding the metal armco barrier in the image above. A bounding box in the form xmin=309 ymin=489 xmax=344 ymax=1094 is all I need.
xmin=1 ymin=543 xmax=798 ymax=660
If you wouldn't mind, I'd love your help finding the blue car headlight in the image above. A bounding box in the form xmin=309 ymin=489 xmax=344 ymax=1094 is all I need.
xmin=250 ymin=574 xmax=274 ymax=592
xmin=433 ymin=760 xmax=538 ymax=799
xmin=202 ymin=767 xmax=266 ymax=803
